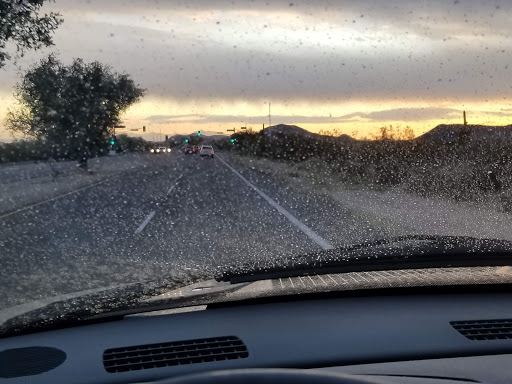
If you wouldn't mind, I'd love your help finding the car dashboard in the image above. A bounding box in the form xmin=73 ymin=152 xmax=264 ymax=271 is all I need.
xmin=2 ymin=289 xmax=512 ymax=383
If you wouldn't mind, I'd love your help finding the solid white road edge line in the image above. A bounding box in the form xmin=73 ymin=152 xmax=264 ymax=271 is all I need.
xmin=135 ymin=210 xmax=156 ymax=234
xmin=216 ymin=154 xmax=334 ymax=251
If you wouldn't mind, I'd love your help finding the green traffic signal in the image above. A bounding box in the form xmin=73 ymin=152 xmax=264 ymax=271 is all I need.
xmin=197 ymin=131 xmax=201 ymax=136
xmin=230 ymin=139 xmax=234 ymax=143
xmin=185 ymin=139 xmax=189 ymax=143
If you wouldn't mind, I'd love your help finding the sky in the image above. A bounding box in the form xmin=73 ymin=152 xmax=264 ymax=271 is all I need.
xmin=1 ymin=0 xmax=512 ymax=141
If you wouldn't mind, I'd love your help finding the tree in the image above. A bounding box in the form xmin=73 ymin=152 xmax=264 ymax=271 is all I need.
xmin=116 ymin=134 xmax=150 ymax=153
xmin=6 ymin=54 xmax=146 ymax=167
xmin=0 ymin=0 xmax=62 ymax=68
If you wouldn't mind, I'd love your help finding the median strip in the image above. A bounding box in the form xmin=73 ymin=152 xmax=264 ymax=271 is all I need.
xmin=166 ymin=183 xmax=178 ymax=195
xmin=216 ymin=154 xmax=334 ymax=251
xmin=0 ymin=176 xmax=120 ymax=220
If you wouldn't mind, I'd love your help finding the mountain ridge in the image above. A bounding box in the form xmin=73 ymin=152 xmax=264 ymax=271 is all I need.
xmin=416 ymin=124 xmax=512 ymax=142
xmin=262 ymin=124 xmax=355 ymax=142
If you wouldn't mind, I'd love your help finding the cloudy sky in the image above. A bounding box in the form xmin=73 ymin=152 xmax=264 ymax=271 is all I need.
xmin=1 ymin=0 xmax=512 ymax=141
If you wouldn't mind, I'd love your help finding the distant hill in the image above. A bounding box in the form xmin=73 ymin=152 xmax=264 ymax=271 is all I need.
xmin=417 ymin=124 xmax=512 ymax=143
xmin=170 ymin=124 xmax=356 ymax=143
xmin=263 ymin=124 xmax=317 ymax=137
xmin=263 ymin=124 xmax=355 ymax=142
xmin=333 ymin=134 xmax=356 ymax=143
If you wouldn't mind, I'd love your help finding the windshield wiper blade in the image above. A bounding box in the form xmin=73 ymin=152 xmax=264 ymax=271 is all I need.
xmin=217 ymin=235 xmax=512 ymax=283
xmin=0 ymin=280 xmax=166 ymax=339
xmin=0 ymin=275 xmax=232 ymax=339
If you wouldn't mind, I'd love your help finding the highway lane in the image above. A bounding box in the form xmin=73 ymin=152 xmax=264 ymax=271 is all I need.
xmin=217 ymin=152 xmax=392 ymax=247
xmin=0 ymin=150 xmax=390 ymax=310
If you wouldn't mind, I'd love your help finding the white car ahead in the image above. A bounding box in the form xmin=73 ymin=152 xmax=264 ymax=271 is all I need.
xmin=200 ymin=145 xmax=214 ymax=158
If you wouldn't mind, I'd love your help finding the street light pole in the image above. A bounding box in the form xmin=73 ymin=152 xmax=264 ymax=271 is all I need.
xmin=268 ymin=102 xmax=272 ymax=141
xmin=269 ymin=102 xmax=271 ymax=128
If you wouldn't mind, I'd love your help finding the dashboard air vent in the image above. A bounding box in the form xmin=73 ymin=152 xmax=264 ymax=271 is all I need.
xmin=451 ymin=319 xmax=512 ymax=340
xmin=103 ymin=336 xmax=248 ymax=373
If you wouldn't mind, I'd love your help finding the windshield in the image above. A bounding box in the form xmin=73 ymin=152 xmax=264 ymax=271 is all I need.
xmin=1 ymin=0 xmax=512 ymax=330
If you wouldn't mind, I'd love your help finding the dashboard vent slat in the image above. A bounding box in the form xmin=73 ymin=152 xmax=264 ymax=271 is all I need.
xmin=451 ymin=319 xmax=512 ymax=340
xmin=103 ymin=336 xmax=248 ymax=373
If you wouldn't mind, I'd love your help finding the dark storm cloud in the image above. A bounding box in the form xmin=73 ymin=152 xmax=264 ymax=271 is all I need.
xmin=337 ymin=108 xmax=462 ymax=122
xmin=144 ymin=114 xmax=337 ymax=124
xmin=3 ymin=0 xmax=512 ymax=103
xmin=36 ymin=17 xmax=509 ymax=104
xmin=143 ymin=108 xmax=491 ymax=125
xmin=145 ymin=115 xmax=200 ymax=121
xmin=145 ymin=104 xmax=512 ymax=126
xmin=55 ymin=0 xmax=512 ymax=40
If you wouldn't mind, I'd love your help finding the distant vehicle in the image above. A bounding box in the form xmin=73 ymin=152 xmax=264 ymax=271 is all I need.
xmin=150 ymin=147 xmax=171 ymax=154
xmin=184 ymin=146 xmax=194 ymax=154
xmin=193 ymin=146 xmax=200 ymax=153
xmin=200 ymin=145 xmax=214 ymax=158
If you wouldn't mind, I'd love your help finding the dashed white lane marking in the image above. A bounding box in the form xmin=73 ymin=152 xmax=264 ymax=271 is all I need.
xmin=216 ymin=154 xmax=333 ymax=251
xmin=135 ymin=211 xmax=156 ymax=234
xmin=141 ymin=175 xmax=182 ymax=233
xmin=166 ymin=183 xmax=178 ymax=195
xmin=167 ymin=174 xmax=184 ymax=195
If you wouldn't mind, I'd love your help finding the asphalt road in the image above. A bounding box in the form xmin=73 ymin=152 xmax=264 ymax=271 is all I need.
xmin=0 ymin=150 xmax=391 ymax=309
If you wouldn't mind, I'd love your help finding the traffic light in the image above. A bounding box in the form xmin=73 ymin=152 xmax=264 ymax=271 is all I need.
xmin=185 ymin=138 xmax=189 ymax=143
xmin=197 ymin=131 xmax=201 ymax=136
xmin=110 ymin=136 xmax=115 ymax=145
xmin=230 ymin=139 xmax=234 ymax=143
xmin=143 ymin=126 xmax=146 ymax=132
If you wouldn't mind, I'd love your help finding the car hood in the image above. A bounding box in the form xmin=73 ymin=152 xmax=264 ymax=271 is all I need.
xmin=3 ymin=235 xmax=512 ymax=338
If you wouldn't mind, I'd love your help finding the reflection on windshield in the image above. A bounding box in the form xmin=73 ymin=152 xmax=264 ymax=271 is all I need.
xmin=1 ymin=0 xmax=512 ymax=321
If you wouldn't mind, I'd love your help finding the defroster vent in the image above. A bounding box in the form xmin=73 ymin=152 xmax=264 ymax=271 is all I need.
xmin=451 ymin=319 xmax=512 ymax=340
xmin=103 ymin=336 xmax=248 ymax=373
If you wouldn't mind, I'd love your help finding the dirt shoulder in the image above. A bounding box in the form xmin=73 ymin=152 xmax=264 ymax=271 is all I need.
xmin=222 ymin=152 xmax=512 ymax=241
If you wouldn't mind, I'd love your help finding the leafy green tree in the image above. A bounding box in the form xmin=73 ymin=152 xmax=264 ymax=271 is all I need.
xmin=6 ymin=54 xmax=146 ymax=167
xmin=0 ymin=0 xmax=62 ymax=68
xmin=116 ymin=134 xmax=150 ymax=153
